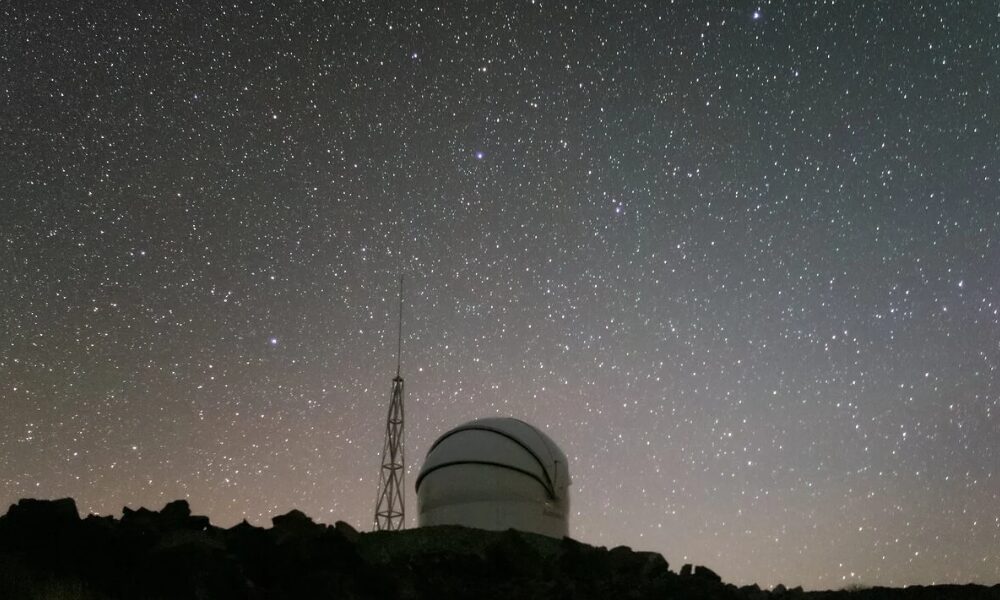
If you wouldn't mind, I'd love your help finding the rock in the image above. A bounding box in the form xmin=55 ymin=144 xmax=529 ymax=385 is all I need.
xmin=224 ymin=519 xmax=274 ymax=588
xmin=83 ymin=513 xmax=116 ymax=526
xmin=225 ymin=519 xmax=264 ymax=543
xmin=188 ymin=514 xmax=211 ymax=530
xmin=556 ymin=535 xmax=608 ymax=582
xmin=0 ymin=498 xmax=84 ymax=574
xmin=636 ymin=551 xmax=671 ymax=579
xmin=740 ymin=583 xmax=769 ymax=600
xmin=607 ymin=544 xmax=637 ymax=573
xmin=5 ymin=497 xmax=1000 ymax=600
xmin=484 ymin=528 xmax=543 ymax=577
xmin=159 ymin=499 xmax=210 ymax=531
xmin=160 ymin=499 xmax=192 ymax=521
xmin=4 ymin=497 xmax=80 ymax=527
xmin=143 ymin=532 xmax=245 ymax=598
xmin=334 ymin=520 xmax=360 ymax=543
xmin=694 ymin=564 xmax=721 ymax=582
xmin=271 ymin=509 xmax=317 ymax=535
xmin=121 ymin=506 xmax=159 ymax=529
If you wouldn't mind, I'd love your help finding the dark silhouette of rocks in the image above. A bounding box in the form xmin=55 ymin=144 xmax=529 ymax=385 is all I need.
xmin=0 ymin=498 xmax=997 ymax=600
xmin=6 ymin=497 xmax=80 ymax=526
xmin=335 ymin=520 xmax=360 ymax=543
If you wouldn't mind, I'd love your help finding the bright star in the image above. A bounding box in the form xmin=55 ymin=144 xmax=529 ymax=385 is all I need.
xmin=475 ymin=151 xmax=485 ymax=160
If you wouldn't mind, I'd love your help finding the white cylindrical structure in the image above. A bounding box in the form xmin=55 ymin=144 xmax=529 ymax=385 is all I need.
xmin=416 ymin=417 xmax=571 ymax=538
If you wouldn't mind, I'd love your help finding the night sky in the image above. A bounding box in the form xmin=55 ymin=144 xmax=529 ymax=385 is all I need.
xmin=3 ymin=1 xmax=998 ymax=590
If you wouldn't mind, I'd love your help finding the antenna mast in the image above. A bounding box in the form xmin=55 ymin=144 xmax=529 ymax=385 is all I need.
xmin=374 ymin=274 xmax=406 ymax=531
xmin=396 ymin=275 xmax=403 ymax=377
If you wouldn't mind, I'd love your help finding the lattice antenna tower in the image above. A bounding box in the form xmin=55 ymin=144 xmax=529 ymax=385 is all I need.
xmin=373 ymin=274 xmax=406 ymax=531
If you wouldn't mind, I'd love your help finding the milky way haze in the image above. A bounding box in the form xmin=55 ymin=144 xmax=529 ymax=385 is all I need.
xmin=3 ymin=1 xmax=998 ymax=590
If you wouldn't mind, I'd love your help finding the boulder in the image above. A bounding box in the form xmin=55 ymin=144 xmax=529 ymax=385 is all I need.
xmin=484 ymin=528 xmax=543 ymax=577
xmin=4 ymin=498 xmax=80 ymax=527
xmin=160 ymin=499 xmax=192 ymax=521
xmin=271 ymin=509 xmax=318 ymax=535
xmin=635 ymin=551 xmax=671 ymax=579
xmin=5 ymin=497 xmax=1000 ymax=600
xmin=740 ymin=583 xmax=769 ymax=600
xmin=224 ymin=519 xmax=274 ymax=589
xmin=694 ymin=564 xmax=721 ymax=582
xmin=121 ymin=506 xmax=159 ymax=529
xmin=334 ymin=520 xmax=360 ymax=543
xmin=0 ymin=498 xmax=82 ymax=558
xmin=159 ymin=499 xmax=211 ymax=531
xmin=141 ymin=533 xmax=245 ymax=598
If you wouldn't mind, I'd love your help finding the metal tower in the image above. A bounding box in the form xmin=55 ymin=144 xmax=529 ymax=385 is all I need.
xmin=374 ymin=276 xmax=405 ymax=531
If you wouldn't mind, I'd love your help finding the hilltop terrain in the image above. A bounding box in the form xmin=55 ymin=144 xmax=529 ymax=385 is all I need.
xmin=1 ymin=498 xmax=996 ymax=600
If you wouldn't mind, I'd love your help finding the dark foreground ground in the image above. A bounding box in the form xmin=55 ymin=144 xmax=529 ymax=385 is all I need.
xmin=1 ymin=498 xmax=996 ymax=600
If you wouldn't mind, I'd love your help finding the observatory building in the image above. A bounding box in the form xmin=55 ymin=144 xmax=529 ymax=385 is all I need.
xmin=415 ymin=417 xmax=571 ymax=538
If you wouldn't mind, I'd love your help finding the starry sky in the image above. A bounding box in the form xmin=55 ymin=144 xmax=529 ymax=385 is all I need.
xmin=2 ymin=0 xmax=998 ymax=591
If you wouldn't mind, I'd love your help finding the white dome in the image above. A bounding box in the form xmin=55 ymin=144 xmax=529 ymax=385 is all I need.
xmin=416 ymin=417 xmax=571 ymax=538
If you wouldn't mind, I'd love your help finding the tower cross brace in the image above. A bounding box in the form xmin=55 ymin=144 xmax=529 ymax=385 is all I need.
xmin=373 ymin=374 xmax=405 ymax=530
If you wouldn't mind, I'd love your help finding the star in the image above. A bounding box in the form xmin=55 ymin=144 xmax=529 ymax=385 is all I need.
xmin=3 ymin=1 xmax=995 ymax=591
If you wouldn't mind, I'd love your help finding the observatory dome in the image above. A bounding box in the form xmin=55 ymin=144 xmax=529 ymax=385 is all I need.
xmin=416 ymin=417 xmax=571 ymax=538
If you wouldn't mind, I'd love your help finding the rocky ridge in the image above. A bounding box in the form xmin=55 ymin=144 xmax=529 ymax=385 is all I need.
xmin=0 ymin=498 xmax=996 ymax=600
